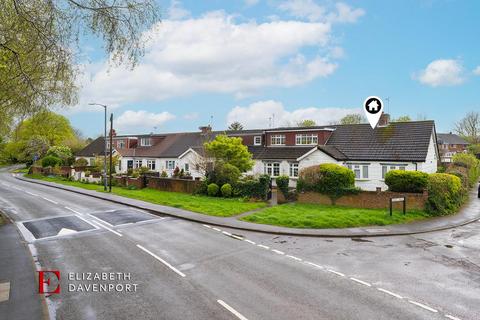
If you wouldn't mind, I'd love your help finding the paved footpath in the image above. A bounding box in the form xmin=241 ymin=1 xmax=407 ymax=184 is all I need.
xmin=17 ymin=175 xmax=480 ymax=237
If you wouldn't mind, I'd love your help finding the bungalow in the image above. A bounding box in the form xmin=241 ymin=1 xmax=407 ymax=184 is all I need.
xmin=76 ymin=116 xmax=439 ymax=191
xmin=437 ymin=133 xmax=470 ymax=163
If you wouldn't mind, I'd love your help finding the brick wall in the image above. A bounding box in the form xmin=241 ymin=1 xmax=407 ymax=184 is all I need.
xmin=147 ymin=177 xmax=201 ymax=194
xmin=298 ymin=190 xmax=428 ymax=210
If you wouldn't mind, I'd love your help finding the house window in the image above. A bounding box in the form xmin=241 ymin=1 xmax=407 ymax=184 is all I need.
xmin=381 ymin=164 xmax=407 ymax=179
xmin=134 ymin=159 xmax=142 ymax=168
xmin=184 ymin=163 xmax=190 ymax=172
xmin=166 ymin=160 xmax=176 ymax=170
xmin=254 ymin=136 xmax=262 ymax=145
xmin=264 ymin=162 xmax=280 ymax=177
xmin=295 ymin=134 xmax=318 ymax=145
xmin=347 ymin=163 xmax=369 ymax=179
xmin=117 ymin=140 xmax=125 ymax=149
xmin=289 ymin=163 xmax=299 ymax=177
xmin=140 ymin=137 xmax=151 ymax=146
xmin=271 ymin=134 xmax=286 ymax=145
xmin=146 ymin=160 xmax=156 ymax=170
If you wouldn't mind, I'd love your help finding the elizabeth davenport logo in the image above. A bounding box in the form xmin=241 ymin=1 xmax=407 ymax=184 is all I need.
xmin=38 ymin=271 xmax=139 ymax=294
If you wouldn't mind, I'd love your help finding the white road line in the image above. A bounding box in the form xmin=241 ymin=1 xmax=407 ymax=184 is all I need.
xmin=25 ymin=191 xmax=38 ymax=196
xmin=272 ymin=249 xmax=285 ymax=255
xmin=445 ymin=315 xmax=462 ymax=320
xmin=408 ymin=300 xmax=437 ymax=313
xmin=222 ymin=231 xmax=232 ymax=236
xmin=65 ymin=207 xmax=83 ymax=215
xmin=217 ymin=300 xmax=248 ymax=320
xmin=257 ymin=244 xmax=270 ymax=249
xmin=304 ymin=261 xmax=323 ymax=269
xmin=212 ymin=227 xmax=221 ymax=232
xmin=41 ymin=197 xmax=58 ymax=205
xmin=74 ymin=214 xmax=101 ymax=230
xmin=377 ymin=288 xmax=403 ymax=299
xmin=202 ymin=224 xmax=212 ymax=228
xmin=231 ymin=235 xmax=244 ymax=240
xmin=350 ymin=277 xmax=371 ymax=287
xmin=286 ymin=255 xmax=302 ymax=261
xmin=89 ymin=220 xmax=122 ymax=237
xmin=327 ymin=269 xmax=345 ymax=277
xmin=244 ymin=239 xmax=256 ymax=245
xmin=87 ymin=213 xmax=115 ymax=227
xmin=0 ymin=282 xmax=10 ymax=302
xmin=136 ymin=244 xmax=186 ymax=278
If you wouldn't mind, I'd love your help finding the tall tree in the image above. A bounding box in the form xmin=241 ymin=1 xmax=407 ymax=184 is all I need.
xmin=297 ymin=119 xmax=316 ymax=127
xmin=204 ymin=135 xmax=253 ymax=172
xmin=340 ymin=114 xmax=365 ymax=125
xmin=228 ymin=121 xmax=244 ymax=131
xmin=455 ymin=111 xmax=480 ymax=144
xmin=0 ymin=0 xmax=159 ymax=133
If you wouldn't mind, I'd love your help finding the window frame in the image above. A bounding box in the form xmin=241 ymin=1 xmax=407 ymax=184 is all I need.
xmin=146 ymin=159 xmax=156 ymax=171
xmin=264 ymin=162 xmax=281 ymax=177
xmin=295 ymin=133 xmax=318 ymax=145
xmin=254 ymin=136 xmax=262 ymax=146
xmin=140 ymin=137 xmax=152 ymax=147
xmin=289 ymin=162 xmax=299 ymax=177
xmin=165 ymin=160 xmax=176 ymax=170
xmin=270 ymin=134 xmax=286 ymax=146
xmin=134 ymin=159 xmax=142 ymax=168
xmin=347 ymin=163 xmax=369 ymax=180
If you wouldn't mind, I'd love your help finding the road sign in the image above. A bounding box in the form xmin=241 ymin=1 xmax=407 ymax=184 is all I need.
xmin=389 ymin=196 xmax=406 ymax=216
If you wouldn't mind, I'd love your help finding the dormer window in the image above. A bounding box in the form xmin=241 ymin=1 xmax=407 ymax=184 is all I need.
xmin=254 ymin=136 xmax=262 ymax=145
xmin=140 ymin=137 xmax=151 ymax=146
xmin=295 ymin=134 xmax=318 ymax=145
xmin=117 ymin=140 xmax=125 ymax=149
xmin=271 ymin=134 xmax=285 ymax=145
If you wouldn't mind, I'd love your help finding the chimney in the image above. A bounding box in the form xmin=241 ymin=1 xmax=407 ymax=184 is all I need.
xmin=377 ymin=113 xmax=390 ymax=127
xmin=199 ymin=125 xmax=212 ymax=134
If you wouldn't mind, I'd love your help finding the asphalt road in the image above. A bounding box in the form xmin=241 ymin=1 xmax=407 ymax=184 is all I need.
xmin=0 ymin=169 xmax=478 ymax=320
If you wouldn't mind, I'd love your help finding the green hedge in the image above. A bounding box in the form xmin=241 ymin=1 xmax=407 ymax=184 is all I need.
xmin=384 ymin=170 xmax=428 ymax=193
xmin=221 ymin=183 xmax=232 ymax=197
xmin=276 ymin=175 xmax=290 ymax=198
xmin=426 ymin=173 xmax=465 ymax=216
xmin=452 ymin=153 xmax=480 ymax=187
xmin=41 ymin=155 xmax=61 ymax=168
xmin=207 ymin=183 xmax=219 ymax=196
xmin=234 ymin=174 xmax=271 ymax=200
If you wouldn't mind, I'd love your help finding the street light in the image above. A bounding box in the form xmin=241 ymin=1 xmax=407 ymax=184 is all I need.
xmin=89 ymin=103 xmax=108 ymax=191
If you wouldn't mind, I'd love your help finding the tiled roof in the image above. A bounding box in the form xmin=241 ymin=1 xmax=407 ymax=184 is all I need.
xmin=437 ymin=133 xmax=469 ymax=145
xmin=76 ymin=137 xmax=105 ymax=157
xmin=248 ymin=146 xmax=315 ymax=160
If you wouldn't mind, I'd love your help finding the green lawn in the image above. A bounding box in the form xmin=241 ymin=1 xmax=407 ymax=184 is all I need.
xmin=25 ymin=174 xmax=266 ymax=217
xmin=241 ymin=203 xmax=430 ymax=229
xmin=12 ymin=168 xmax=29 ymax=173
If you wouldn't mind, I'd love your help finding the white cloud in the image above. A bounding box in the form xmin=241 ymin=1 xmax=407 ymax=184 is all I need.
xmin=77 ymin=11 xmax=339 ymax=107
xmin=278 ymin=1 xmax=364 ymax=23
xmin=473 ymin=66 xmax=480 ymax=76
xmin=167 ymin=0 xmax=190 ymax=20
xmin=415 ymin=59 xmax=465 ymax=87
xmin=115 ymin=110 xmax=176 ymax=132
xmin=226 ymin=100 xmax=361 ymax=128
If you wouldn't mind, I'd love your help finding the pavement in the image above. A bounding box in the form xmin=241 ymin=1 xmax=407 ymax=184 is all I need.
xmin=16 ymin=174 xmax=480 ymax=237
xmin=1 ymin=167 xmax=479 ymax=319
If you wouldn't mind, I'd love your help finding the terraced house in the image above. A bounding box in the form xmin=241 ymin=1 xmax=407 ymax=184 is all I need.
xmin=76 ymin=116 xmax=439 ymax=191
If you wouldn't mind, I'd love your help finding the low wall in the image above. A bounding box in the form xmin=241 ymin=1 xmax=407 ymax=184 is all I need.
xmin=147 ymin=177 xmax=201 ymax=194
xmin=298 ymin=190 xmax=428 ymax=211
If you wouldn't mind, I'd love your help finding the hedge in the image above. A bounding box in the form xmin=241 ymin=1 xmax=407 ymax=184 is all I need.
xmin=384 ymin=170 xmax=428 ymax=193
xmin=221 ymin=183 xmax=232 ymax=197
xmin=207 ymin=183 xmax=219 ymax=196
xmin=41 ymin=155 xmax=61 ymax=168
xmin=452 ymin=153 xmax=480 ymax=187
xmin=234 ymin=174 xmax=271 ymax=200
xmin=426 ymin=173 xmax=465 ymax=216
xmin=276 ymin=175 xmax=290 ymax=198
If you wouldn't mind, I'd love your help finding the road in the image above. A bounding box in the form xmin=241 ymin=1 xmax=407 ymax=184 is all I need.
xmin=0 ymin=168 xmax=478 ymax=320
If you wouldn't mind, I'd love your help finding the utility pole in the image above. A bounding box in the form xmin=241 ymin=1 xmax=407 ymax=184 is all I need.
xmin=89 ymin=103 xmax=108 ymax=191
xmin=109 ymin=113 xmax=113 ymax=193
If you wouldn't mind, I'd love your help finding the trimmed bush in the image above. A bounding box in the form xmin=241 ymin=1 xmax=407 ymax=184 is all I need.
xmin=41 ymin=155 xmax=61 ymax=168
xmin=74 ymin=158 xmax=88 ymax=166
xmin=235 ymin=174 xmax=271 ymax=200
xmin=276 ymin=175 xmax=290 ymax=198
xmin=297 ymin=164 xmax=358 ymax=201
xmin=207 ymin=183 xmax=219 ymax=196
xmin=452 ymin=153 xmax=480 ymax=187
xmin=384 ymin=170 xmax=428 ymax=193
xmin=446 ymin=165 xmax=469 ymax=188
xmin=206 ymin=163 xmax=241 ymax=186
xmin=426 ymin=173 xmax=465 ymax=216
xmin=221 ymin=183 xmax=233 ymax=197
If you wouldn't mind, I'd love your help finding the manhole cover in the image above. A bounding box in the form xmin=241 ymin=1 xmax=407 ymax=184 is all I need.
xmin=22 ymin=216 xmax=95 ymax=239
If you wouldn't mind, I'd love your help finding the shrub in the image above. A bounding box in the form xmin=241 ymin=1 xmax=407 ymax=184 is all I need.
xmin=127 ymin=168 xmax=134 ymax=176
xmin=234 ymin=174 xmax=271 ymax=200
xmin=138 ymin=166 xmax=150 ymax=175
xmin=426 ymin=173 xmax=465 ymax=216
xmin=206 ymin=162 xmax=241 ymax=186
xmin=207 ymin=183 xmax=219 ymax=196
xmin=276 ymin=175 xmax=290 ymax=198
xmin=46 ymin=145 xmax=73 ymax=165
xmin=297 ymin=164 xmax=358 ymax=201
xmin=160 ymin=171 xmax=168 ymax=178
xmin=221 ymin=183 xmax=232 ymax=197
xmin=384 ymin=170 xmax=428 ymax=193
xmin=173 ymin=166 xmax=180 ymax=177
xmin=446 ymin=165 xmax=469 ymax=188
xmin=452 ymin=153 xmax=480 ymax=187
xmin=74 ymin=158 xmax=88 ymax=167
xmin=41 ymin=155 xmax=61 ymax=168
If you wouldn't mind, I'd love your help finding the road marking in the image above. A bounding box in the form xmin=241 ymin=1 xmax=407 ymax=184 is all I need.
xmin=65 ymin=207 xmax=83 ymax=215
xmin=0 ymin=282 xmax=10 ymax=302
xmin=217 ymin=300 xmax=248 ymax=320
xmin=42 ymin=197 xmax=58 ymax=204
xmin=230 ymin=235 xmax=244 ymax=240
xmin=377 ymin=288 xmax=403 ymax=299
xmin=304 ymin=261 xmax=323 ymax=269
xmin=445 ymin=315 xmax=462 ymax=320
xmin=257 ymin=244 xmax=270 ymax=249
xmin=244 ymin=239 xmax=256 ymax=245
xmin=222 ymin=231 xmax=232 ymax=236
xmin=286 ymin=255 xmax=302 ymax=261
xmin=327 ymin=269 xmax=345 ymax=277
xmin=136 ymin=244 xmax=186 ymax=278
xmin=408 ymin=300 xmax=438 ymax=313
xmin=87 ymin=213 xmax=115 ymax=227
xmin=89 ymin=220 xmax=122 ymax=237
xmin=25 ymin=191 xmax=38 ymax=196
xmin=350 ymin=277 xmax=371 ymax=287
xmin=272 ymin=249 xmax=285 ymax=255
xmin=212 ymin=227 xmax=221 ymax=232
xmin=202 ymin=224 xmax=212 ymax=228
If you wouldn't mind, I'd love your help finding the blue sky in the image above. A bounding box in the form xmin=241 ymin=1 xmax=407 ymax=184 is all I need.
xmin=67 ymin=0 xmax=480 ymax=138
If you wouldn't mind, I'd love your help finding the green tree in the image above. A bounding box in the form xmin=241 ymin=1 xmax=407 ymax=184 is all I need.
xmin=46 ymin=146 xmax=73 ymax=165
xmin=204 ymin=135 xmax=254 ymax=172
xmin=297 ymin=119 xmax=316 ymax=127
xmin=340 ymin=114 xmax=365 ymax=125
xmin=228 ymin=122 xmax=244 ymax=131
xmin=24 ymin=136 xmax=50 ymax=163
xmin=393 ymin=115 xmax=411 ymax=122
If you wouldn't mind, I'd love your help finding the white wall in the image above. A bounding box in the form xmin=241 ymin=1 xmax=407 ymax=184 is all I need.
xmin=417 ymin=134 xmax=438 ymax=173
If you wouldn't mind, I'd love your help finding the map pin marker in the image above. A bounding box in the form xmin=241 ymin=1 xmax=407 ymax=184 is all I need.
xmin=363 ymin=96 xmax=384 ymax=129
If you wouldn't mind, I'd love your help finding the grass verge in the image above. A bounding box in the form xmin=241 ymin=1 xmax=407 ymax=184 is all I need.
xmin=240 ymin=203 xmax=430 ymax=229
xmin=25 ymin=174 xmax=266 ymax=217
